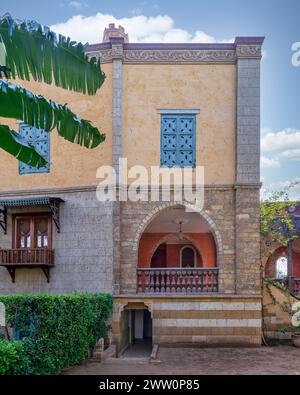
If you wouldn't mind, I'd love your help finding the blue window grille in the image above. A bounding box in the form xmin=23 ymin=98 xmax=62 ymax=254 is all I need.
xmin=19 ymin=124 xmax=50 ymax=175
xmin=160 ymin=115 xmax=196 ymax=168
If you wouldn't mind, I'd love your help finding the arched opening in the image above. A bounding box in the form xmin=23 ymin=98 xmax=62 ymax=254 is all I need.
xmin=276 ymin=256 xmax=288 ymax=279
xmin=181 ymin=246 xmax=197 ymax=268
xmin=137 ymin=206 xmax=218 ymax=293
xmin=265 ymin=246 xmax=300 ymax=280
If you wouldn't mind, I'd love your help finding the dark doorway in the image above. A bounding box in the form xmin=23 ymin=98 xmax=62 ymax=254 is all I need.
xmin=151 ymin=243 xmax=167 ymax=268
xmin=123 ymin=309 xmax=153 ymax=359
xmin=181 ymin=246 xmax=196 ymax=268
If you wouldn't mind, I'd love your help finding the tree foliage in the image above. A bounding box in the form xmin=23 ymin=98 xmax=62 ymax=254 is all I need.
xmin=0 ymin=13 xmax=106 ymax=167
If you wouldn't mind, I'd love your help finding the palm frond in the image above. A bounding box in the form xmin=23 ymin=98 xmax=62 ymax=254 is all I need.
xmin=0 ymin=124 xmax=47 ymax=167
xmin=0 ymin=13 xmax=105 ymax=95
xmin=0 ymin=80 xmax=106 ymax=148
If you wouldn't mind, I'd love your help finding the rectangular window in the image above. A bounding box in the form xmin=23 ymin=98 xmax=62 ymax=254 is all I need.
xmin=13 ymin=214 xmax=52 ymax=250
xmin=160 ymin=114 xmax=196 ymax=168
xmin=19 ymin=124 xmax=50 ymax=175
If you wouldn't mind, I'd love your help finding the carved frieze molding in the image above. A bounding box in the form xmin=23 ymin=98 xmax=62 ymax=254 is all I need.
xmin=123 ymin=49 xmax=237 ymax=64
xmin=87 ymin=45 xmax=263 ymax=64
xmin=236 ymin=45 xmax=262 ymax=59
xmin=87 ymin=49 xmax=112 ymax=63
xmin=88 ymin=49 xmax=237 ymax=64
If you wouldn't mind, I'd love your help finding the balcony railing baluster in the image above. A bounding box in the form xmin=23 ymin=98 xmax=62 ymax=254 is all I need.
xmin=137 ymin=267 xmax=219 ymax=294
xmin=0 ymin=248 xmax=54 ymax=266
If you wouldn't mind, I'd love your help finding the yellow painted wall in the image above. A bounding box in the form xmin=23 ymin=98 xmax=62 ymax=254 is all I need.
xmin=0 ymin=62 xmax=237 ymax=191
xmin=0 ymin=63 xmax=113 ymax=191
xmin=123 ymin=64 xmax=236 ymax=185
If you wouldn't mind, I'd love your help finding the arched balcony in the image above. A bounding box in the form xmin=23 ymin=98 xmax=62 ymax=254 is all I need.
xmin=137 ymin=207 xmax=219 ymax=294
xmin=265 ymin=245 xmax=300 ymax=294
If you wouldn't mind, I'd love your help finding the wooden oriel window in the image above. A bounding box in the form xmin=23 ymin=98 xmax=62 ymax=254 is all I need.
xmin=13 ymin=214 xmax=52 ymax=250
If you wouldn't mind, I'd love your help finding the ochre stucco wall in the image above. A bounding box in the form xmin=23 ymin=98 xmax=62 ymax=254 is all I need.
xmin=0 ymin=63 xmax=113 ymax=191
xmin=122 ymin=64 xmax=236 ymax=185
xmin=0 ymin=62 xmax=237 ymax=191
xmin=138 ymin=233 xmax=217 ymax=268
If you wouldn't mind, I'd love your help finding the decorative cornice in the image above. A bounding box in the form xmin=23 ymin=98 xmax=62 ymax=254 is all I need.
xmin=236 ymin=45 xmax=262 ymax=59
xmin=122 ymin=49 xmax=236 ymax=64
xmin=86 ymin=37 xmax=265 ymax=64
xmin=111 ymin=43 xmax=124 ymax=59
xmin=89 ymin=49 xmax=112 ymax=63
xmin=87 ymin=48 xmax=236 ymax=64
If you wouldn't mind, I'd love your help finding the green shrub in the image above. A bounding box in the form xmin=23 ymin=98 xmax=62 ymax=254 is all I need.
xmin=0 ymin=339 xmax=29 ymax=375
xmin=0 ymin=294 xmax=112 ymax=375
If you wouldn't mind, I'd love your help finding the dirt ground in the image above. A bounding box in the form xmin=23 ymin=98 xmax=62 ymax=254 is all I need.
xmin=64 ymin=346 xmax=300 ymax=376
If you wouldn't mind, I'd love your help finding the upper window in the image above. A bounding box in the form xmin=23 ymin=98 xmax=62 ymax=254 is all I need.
xmin=19 ymin=124 xmax=50 ymax=175
xmin=160 ymin=114 xmax=196 ymax=168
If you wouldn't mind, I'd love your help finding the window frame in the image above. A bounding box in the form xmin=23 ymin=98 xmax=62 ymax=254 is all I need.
xmin=18 ymin=123 xmax=51 ymax=175
xmin=12 ymin=213 xmax=53 ymax=250
xmin=180 ymin=245 xmax=197 ymax=269
xmin=159 ymin=110 xmax=199 ymax=169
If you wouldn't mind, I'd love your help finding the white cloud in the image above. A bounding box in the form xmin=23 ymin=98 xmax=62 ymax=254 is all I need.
xmin=50 ymin=13 xmax=233 ymax=44
xmin=68 ymin=1 xmax=88 ymax=11
xmin=261 ymin=128 xmax=300 ymax=169
xmin=280 ymin=149 xmax=300 ymax=160
xmin=261 ymin=128 xmax=300 ymax=156
xmin=261 ymin=179 xmax=300 ymax=201
xmin=261 ymin=156 xmax=281 ymax=169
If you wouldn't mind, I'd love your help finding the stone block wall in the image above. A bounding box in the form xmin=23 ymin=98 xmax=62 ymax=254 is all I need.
xmin=0 ymin=190 xmax=114 ymax=294
xmin=118 ymin=187 xmax=261 ymax=296
xmin=235 ymin=187 xmax=261 ymax=294
xmin=113 ymin=296 xmax=262 ymax=352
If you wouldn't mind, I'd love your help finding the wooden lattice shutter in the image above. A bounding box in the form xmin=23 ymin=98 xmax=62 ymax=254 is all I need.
xmin=19 ymin=124 xmax=50 ymax=175
xmin=161 ymin=115 xmax=196 ymax=168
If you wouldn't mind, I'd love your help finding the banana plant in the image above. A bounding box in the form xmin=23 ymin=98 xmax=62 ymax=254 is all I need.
xmin=0 ymin=13 xmax=106 ymax=167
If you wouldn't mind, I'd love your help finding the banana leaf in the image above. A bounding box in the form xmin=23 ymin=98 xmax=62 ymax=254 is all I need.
xmin=0 ymin=80 xmax=106 ymax=149
xmin=0 ymin=13 xmax=105 ymax=95
xmin=0 ymin=124 xmax=47 ymax=167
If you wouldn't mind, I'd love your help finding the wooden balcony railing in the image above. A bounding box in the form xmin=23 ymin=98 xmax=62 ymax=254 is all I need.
xmin=0 ymin=249 xmax=54 ymax=283
xmin=137 ymin=268 xmax=219 ymax=294
xmin=0 ymin=248 xmax=54 ymax=266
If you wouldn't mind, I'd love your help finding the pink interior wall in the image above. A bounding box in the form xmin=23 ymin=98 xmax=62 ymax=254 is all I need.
xmin=138 ymin=233 xmax=217 ymax=268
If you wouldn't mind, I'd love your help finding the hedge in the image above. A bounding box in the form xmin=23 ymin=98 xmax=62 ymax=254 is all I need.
xmin=0 ymin=294 xmax=112 ymax=375
xmin=0 ymin=339 xmax=29 ymax=375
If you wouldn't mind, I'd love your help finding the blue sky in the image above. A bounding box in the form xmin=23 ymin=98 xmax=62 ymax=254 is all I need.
xmin=3 ymin=0 xmax=300 ymax=198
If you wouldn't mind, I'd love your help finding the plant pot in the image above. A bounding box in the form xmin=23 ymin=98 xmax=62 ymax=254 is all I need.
xmin=292 ymin=334 xmax=300 ymax=348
